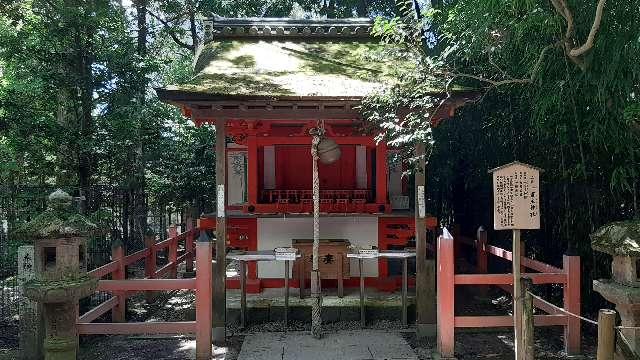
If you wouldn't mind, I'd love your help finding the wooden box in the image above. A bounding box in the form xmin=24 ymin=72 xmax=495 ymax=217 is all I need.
xmin=292 ymin=239 xmax=350 ymax=280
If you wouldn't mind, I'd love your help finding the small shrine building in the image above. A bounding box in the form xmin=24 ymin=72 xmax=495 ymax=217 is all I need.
xmin=157 ymin=16 xmax=475 ymax=340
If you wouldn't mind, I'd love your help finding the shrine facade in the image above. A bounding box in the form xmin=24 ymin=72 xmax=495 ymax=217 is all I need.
xmin=157 ymin=16 xmax=474 ymax=340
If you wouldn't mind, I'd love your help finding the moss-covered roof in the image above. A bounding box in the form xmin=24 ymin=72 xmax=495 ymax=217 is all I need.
xmin=160 ymin=39 xmax=417 ymax=99
xmin=16 ymin=190 xmax=98 ymax=240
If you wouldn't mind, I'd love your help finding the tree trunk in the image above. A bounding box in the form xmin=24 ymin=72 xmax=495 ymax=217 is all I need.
xmin=131 ymin=0 xmax=148 ymax=250
xmin=74 ymin=10 xmax=95 ymax=214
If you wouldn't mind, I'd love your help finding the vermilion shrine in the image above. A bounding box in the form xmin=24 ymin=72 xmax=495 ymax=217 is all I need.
xmin=157 ymin=16 xmax=476 ymax=343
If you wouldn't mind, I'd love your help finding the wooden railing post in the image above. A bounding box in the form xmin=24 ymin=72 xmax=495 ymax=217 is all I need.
xmin=476 ymin=227 xmax=488 ymax=296
xmin=185 ymin=217 xmax=195 ymax=275
xmin=168 ymin=224 xmax=178 ymax=278
xmin=195 ymin=230 xmax=213 ymax=360
xmin=521 ymin=277 xmax=534 ymax=360
xmin=144 ymin=233 xmax=157 ymax=303
xmin=437 ymin=228 xmax=455 ymax=359
xmin=112 ymin=243 xmax=126 ymax=322
xmin=597 ymin=309 xmax=616 ymax=360
xmin=476 ymin=227 xmax=488 ymax=274
xmin=563 ymin=255 xmax=581 ymax=356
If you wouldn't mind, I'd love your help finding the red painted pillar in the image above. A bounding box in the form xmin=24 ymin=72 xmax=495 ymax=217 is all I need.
xmin=168 ymin=225 xmax=178 ymax=278
xmin=375 ymin=142 xmax=388 ymax=207
xmin=563 ymin=255 xmax=581 ymax=356
xmin=247 ymin=135 xmax=258 ymax=206
xmin=112 ymin=244 xmax=126 ymax=322
xmin=437 ymin=228 xmax=455 ymax=358
xmin=195 ymin=233 xmax=213 ymax=360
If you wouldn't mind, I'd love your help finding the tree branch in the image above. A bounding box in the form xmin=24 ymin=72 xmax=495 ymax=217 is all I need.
xmin=568 ymin=0 xmax=606 ymax=57
xmin=147 ymin=11 xmax=194 ymax=52
xmin=550 ymin=0 xmax=575 ymax=39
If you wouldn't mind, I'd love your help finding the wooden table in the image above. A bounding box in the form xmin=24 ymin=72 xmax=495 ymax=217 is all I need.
xmin=347 ymin=250 xmax=416 ymax=327
xmin=227 ymin=250 xmax=300 ymax=329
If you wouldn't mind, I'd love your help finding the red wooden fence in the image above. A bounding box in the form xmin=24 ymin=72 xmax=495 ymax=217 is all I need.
xmin=437 ymin=227 xmax=581 ymax=358
xmin=78 ymin=223 xmax=214 ymax=360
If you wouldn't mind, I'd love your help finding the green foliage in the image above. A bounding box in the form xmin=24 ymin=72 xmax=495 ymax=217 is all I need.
xmin=364 ymin=0 xmax=640 ymax=309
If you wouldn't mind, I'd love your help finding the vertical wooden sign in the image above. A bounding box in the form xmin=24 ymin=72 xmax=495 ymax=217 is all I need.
xmin=490 ymin=161 xmax=542 ymax=360
xmin=492 ymin=162 xmax=540 ymax=230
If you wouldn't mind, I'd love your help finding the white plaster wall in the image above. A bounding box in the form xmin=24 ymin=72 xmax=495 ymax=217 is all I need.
xmin=257 ymin=217 xmax=379 ymax=278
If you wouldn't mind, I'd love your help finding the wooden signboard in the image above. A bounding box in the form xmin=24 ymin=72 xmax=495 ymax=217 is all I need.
xmin=490 ymin=161 xmax=542 ymax=360
xmin=491 ymin=161 xmax=541 ymax=230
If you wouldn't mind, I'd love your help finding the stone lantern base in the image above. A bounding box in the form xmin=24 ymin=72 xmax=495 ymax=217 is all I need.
xmin=593 ymin=279 xmax=640 ymax=354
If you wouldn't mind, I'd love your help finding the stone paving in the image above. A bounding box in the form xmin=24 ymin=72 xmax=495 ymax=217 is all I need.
xmin=237 ymin=329 xmax=418 ymax=360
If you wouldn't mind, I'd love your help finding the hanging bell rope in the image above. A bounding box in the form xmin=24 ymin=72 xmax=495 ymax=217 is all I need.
xmin=308 ymin=120 xmax=342 ymax=339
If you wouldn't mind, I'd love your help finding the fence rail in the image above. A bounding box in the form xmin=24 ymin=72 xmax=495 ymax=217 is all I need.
xmin=79 ymin=225 xmax=199 ymax=330
xmin=437 ymin=227 xmax=581 ymax=358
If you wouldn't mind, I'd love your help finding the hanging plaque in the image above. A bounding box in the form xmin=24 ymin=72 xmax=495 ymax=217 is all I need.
xmin=417 ymin=185 xmax=426 ymax=218
xmin=217 ymin=184 xmax=225 ymax=217
xmin=490 ymin=162 xmax=541 ymax=230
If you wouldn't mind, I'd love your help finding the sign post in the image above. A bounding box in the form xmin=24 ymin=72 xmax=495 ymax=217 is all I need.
xmin=490 ymin=161 xmax=541 ymax=360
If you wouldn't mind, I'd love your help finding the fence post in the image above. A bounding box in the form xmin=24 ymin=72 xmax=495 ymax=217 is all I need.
xmin=144 ymin=233 xmax=157 ymax=303
xmin=185 ymin=216 xmax=195 ymax=276
xmin=521 ymin=277 xmax=534 ymax=360
xmin=168 ymin=224 xmax=178 ymax=278
xmin=563 ymin=255 xmax=581 ymax=355
xmin=437 ymin=228 xmax=455 ymax=359
xmin=476 ymin=227 xmax=488 ymax=296
xmin=597 ymin=309 xmax=616 ymax=360
xmin=476 ymin=227 xmax=488 ymax=274
xmin=112 ymin=243 xmax=126 ymax=322
xmin=195 ymin=230 xmax=213 ymax=360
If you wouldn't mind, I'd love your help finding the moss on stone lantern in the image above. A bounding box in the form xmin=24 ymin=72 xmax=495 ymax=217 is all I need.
xmin=591 ymin=220 xmax=640 ymax=286
xmin=591 ymin=220 xmax=640 ymax=354
xmin=20 ymin=189 xmax=99 ymax=360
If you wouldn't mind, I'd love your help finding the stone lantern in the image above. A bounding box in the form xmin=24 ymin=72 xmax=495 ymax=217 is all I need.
xmin=20 ymin=190 xmax=98 ymax=360
xmin=591 ymin=220 xmax=640 ymax=354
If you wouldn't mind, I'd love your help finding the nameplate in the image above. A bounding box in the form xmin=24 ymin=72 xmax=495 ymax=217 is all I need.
xmin=358 ymin=249 xmax=379 ymax=258
xmin=274 ymin=247 xmax=297 ymax=261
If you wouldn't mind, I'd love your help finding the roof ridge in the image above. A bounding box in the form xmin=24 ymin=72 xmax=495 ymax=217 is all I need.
xmin=203 ymin=16 xmax=374 ymax=41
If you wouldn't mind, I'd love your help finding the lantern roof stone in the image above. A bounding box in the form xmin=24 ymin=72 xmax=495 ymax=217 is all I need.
xmin=17 ymin=190 xmax=97 ymax=240
xmin=591 ymin=220 xmax=640 ymax=257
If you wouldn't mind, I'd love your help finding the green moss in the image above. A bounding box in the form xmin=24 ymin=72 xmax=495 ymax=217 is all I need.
xmin=166 ymin=39 xmax=421 ymax=98
xmin=591 ymin=220 xmax=640 ymax=256
xmin=25 ymin=273 xmax=94 ymax=290
xmin=16 ymin=190 xmax=97 ymax=240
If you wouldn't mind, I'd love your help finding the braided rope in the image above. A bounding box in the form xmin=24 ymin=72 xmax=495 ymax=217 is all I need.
xmin=311 ymin=133 xmax=322 ymax=339
xmin=527 ymin=291 xmax=598 ymax=325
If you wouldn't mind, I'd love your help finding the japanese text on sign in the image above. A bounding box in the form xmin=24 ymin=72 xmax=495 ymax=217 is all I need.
xmin=492 ymin=162 xmax=540 ymax=230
